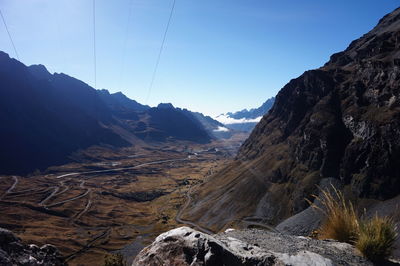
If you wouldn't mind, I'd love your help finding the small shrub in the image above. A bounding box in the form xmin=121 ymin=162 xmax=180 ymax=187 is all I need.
xmin=308 ymin=185 xmax=398 ymax=262
xmin=103 ymin=253 xmax=126 ymax=266
xmin=356 ymin=215 xmax=397 ymax=262
xmin=308 ymin=185 xmax=359 ymax=243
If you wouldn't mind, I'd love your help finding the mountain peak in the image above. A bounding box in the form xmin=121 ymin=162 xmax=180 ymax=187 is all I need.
xmin=215 ymin=97 xmax=275 ymax=132
xmin=113 ymin=91 xmax=125 ymax=96
xmin=157 ymin=103 xmax=175 ymax=109
xmin=29 ymin=64 xmax=52 ymax=80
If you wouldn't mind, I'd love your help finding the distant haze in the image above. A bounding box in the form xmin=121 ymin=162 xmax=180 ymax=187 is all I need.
xmin=0 ymin=0 xmax=398 ymax=116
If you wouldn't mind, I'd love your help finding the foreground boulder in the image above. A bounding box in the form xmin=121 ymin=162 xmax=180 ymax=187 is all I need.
xmin=133 ymin=227 xmax=372 ymax=266
xmin=0 ymin=228 xmax=65 ymax=266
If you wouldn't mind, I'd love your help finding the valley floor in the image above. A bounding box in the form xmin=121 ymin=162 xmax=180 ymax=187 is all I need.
xmin=0 ymin=137 xmax=244 ymax=266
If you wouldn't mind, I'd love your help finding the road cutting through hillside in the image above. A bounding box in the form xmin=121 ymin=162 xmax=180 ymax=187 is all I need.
xmin=39 ymin=179 xmax=71 ymax=206
xmin=55 ymin=157 xmax=192 ymax=179
xmin=40 ymin=157 xmax=194 ymax=210
xmin=73 ymin=194 xmax=92 ymax=221
xmin=2 ymin=156 xmax=221 ymax=237
xmin=65 ymin=227 xmax=112 ymax=263
xmin=39 ymin=186 xmax=60 ymax=206
xmin=175 ymin=170 xmax=216 ymax=235
xmin=46 ymin=185 xmax=91 ymax=208
xmin=2 ymin=154 xmax=222 ymax=260
xmin=0 ymin=176 xmax=18 ymax=199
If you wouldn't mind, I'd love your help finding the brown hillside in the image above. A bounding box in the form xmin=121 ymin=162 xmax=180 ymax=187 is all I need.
xmin=182 ymin=7 xmax=400 ymax=232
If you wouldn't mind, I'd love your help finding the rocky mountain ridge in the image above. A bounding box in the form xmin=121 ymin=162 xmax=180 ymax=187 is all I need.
xmin=226 ymin=97 xmax=275 ymax=120
xmin=216 ymin=97 xmax=275 ymax=132
xmin=181 ymin=7 xmax=400 ymax=233
xmin=0 ymin=53 xmax=230 ymax=174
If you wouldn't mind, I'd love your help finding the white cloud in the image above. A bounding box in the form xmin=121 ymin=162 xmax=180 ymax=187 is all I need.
xmin=213 ymin=126 xmax=230 ymax=132
xmin=214 ymin=114 xmax=263 ymax=125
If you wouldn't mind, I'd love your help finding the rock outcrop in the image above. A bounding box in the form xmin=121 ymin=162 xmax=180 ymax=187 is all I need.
xmin=182 ymin=7 xmax=400 ymax=232
xmin=0 ymin=228 xmax=65 ymax=266
xmin=133 ymin=227 xmax=372 ymax=266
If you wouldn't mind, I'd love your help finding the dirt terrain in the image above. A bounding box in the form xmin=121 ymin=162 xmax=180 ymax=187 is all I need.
xmin=0 ymin=137 xmax=244 ymax=265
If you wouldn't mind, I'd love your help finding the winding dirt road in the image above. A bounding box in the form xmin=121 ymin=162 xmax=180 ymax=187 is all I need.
xmin=1 ymin=176 xmax=18 ymax=199
xmin=175 ymin=180 xmax=215 ymax=235
xmin=40 ymin=157 xmax=193 ymax=210
xmin=55 ymin=158 xmax=191 ymax=179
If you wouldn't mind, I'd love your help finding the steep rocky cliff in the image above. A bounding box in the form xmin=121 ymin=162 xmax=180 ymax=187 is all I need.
xmin=182 ymin=7 xmax=400 ymax=231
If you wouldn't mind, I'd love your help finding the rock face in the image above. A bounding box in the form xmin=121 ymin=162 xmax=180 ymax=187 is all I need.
xmin=0 ymin=228 xmax=65 ymax=266
xmin=133 ymin=227 xmax=372 ymax=266
xmin=182 ymin=7 xmax=400 ymax=232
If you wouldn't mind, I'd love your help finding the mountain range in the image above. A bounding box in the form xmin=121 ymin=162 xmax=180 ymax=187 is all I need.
xmin=182 ymin=7 xmax=400 ymax=234
xmin=0 ymin=52 xmax=234 ymax=175
xmin=215 ymin=97 xmax=275 ymax=132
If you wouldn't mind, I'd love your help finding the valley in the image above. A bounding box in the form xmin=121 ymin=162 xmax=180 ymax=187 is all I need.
xmin=1 ymin=2 xmax=400 ymax=265
xmin=0 ymin=137 xmax=245 ymax=266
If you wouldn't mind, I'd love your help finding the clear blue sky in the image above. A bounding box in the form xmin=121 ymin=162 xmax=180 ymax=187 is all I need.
xmin=0 ymin=0 xmax=398 ymax=116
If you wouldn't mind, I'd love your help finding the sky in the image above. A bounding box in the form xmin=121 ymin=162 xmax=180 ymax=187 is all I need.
xmin=0 ymin=0 xmax=399 ymax=117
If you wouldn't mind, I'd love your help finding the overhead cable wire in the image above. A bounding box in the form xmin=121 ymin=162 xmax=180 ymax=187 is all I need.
xmin=93 ymin=0 xmax=97 ymax=89
xmin=0 ymin=8 xmax=20 ymax=60
xmin=119 ymin=0 xmax=135 ymax=90
xmin=145 ymin=0 xmax=176 ymax=104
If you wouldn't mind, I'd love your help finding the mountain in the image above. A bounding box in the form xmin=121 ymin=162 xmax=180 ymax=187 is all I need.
xmin=97 ymin=89 xmax=150 ymax=118
xmin=0 ymin=53 xmax=217 ymax=174
xmin=215 ymin=97 xmax=275 ymax=132
xmin=183 ymin=110 xmax=234 ymax=139
xmin=182 ymin=7 xmax=400 ymax=232
xmin=226 ymin=97 xmax=275 ymax=120
xmin=95 ymin=94 xmax=229 ymax=142
xmin=0 ymin=52 xmax=129 ymax=175
xmin=133 ymin=103 xmax=234 ymax=142
xmin=129 ymin=103 xmax=212 ymax=143
xmin=29 ymin=65 xmax=115 ymax=124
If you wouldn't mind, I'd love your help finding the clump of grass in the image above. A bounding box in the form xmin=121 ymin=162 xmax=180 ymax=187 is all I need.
xmin=308 ymin=185 xmax=398 ymax=262
xmin=308 ymin=185 xmax=359 ymax=243
xmin=356 ymin=215 xmax=397 ymax=262
xmin=103 ymin=253 xmax=126 ymax=266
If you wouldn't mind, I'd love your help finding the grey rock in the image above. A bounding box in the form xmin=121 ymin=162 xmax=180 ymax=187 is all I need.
xmin=0 ymin=227 xmax=65 ymax=266
xmin=275 ymin=178 xmax=342 ymax=236
xmin=0 ymin=227 xmax=20 ymax=247
xmin=133 ymin=227 xmax=372 ymax=266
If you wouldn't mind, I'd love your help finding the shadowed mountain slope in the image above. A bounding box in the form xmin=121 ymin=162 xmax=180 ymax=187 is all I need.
xmin=0 ymin=52 xmax=129 ymax=175
xmin=130 ymin=103 xmax=212 ymax=143
xmin=0 ymin=53 xmax=217 ymax=174
xmin=182 ymin=7 xmax=400 ymax=232
xmin=97 ymin=89 xmax=150 ymax=116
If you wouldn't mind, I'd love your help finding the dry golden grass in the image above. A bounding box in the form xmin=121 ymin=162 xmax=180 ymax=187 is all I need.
xmin=309 ymin=185 xmax=398 ymax=262
xmin=0 ymin=140 xmax=241 ymax=266
xmin=356 ymin=215 xmax=397 ymax=262
xmin=103 ymin=253 xmax=126 ymax=266
xmin=308 ymin=185 xmax=359 ymax=243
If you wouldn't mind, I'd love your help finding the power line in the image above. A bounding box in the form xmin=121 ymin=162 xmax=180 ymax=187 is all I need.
xmin=119 ymin=0 xmax=134 ymax=90
xmin=93 ymin=0 xmax=97 ymax=89
xmin=145 ymin=0 xmax=176 ymax=104
xmin=0 ymin=8 xmax=20 ymax=60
